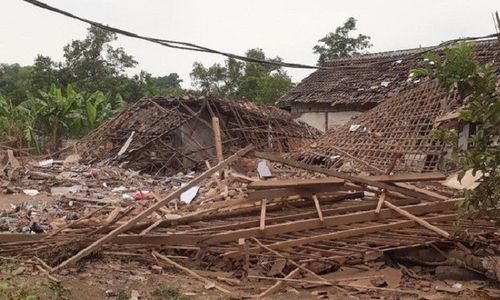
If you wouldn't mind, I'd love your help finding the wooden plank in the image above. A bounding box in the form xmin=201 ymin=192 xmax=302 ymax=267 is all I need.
xmin=201 ymin=199 xmax=458 ymax=246
xmin=259 ymin=264 xmax=305 ymax=298
xmin=253 ymin=152 xmax=443 ymax=202
xmin=383 ymin=201 xmax=450 ymax=238
xmin=51 ymin=145 xmax=254 ymax=271
xmin=211 ymin=117 xmax=224 ymax=163
xmin=312 ymin=194 xmax=324 ymax=222
xmin=394 ymin=182 xmax=449 ymax=200
xmin=374 ymin=192 xmax=386 ymax=214
xmin=42 ymin=205 xmax=109 ymax=240
xmin=153 ymin=251 xmax=232 ymax=295
xmin=247 ymin=185 xmax=354 ymax=201
xmin=224 ymin=214 xmax=456 ymax=258
xmin=0 ymin=233 xmax=204 ymax=246
xmin=249 ymin=177 xmax=344 ymax=190
xmin=252 ymin=237 xmax=329 ymax=284
xmin=260 ymin=199 xmax=267 ymax=231
xmin=189 ymin=197 xmax=418 ymax=233
xmin=131 ymin=191 xmax=364 ymax=233
xmin=248 ymin=173 xmax=445 ymax=191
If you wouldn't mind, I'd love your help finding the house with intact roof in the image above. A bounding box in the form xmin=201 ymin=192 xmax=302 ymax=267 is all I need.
xmin=280 ymin=39 xmax=500 ymax=132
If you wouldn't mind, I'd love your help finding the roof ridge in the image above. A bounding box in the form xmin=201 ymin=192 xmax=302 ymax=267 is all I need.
xmin=324 ymin=38 xmax=499 ymax=64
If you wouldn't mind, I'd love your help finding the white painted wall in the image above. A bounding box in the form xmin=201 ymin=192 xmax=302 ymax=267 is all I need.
xmin=295 ymin=112 xmax=327 ymax=132
xmin=327 ymin=111 xmax=363 ymax=129
xmin=295 ymin=111 xmax=364 ymax=132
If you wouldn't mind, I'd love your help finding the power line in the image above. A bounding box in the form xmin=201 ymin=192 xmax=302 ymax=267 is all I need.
xmin=22 ymin=0 xmax=500 ymax=71
xmin=22 ymin=0 xmax=325 ymax=70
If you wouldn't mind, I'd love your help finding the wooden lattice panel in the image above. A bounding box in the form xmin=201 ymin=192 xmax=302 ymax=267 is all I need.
xmin=289 ymin=80 xmax=461 ymax=172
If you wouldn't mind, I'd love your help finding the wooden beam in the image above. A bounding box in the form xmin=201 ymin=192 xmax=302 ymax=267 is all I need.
xmin=394 ymin=182 xmax=449 ymax=200
xmin=153 ymin=251 xmax=232 ymax=295
xmin=260 ymin=199 xmax=267 ymax=231
xmin=201 ymin=199 xmax=458 ymax=246
xmin=312 ymin=194 xmax=324 ymax=222
xmin=42 ymin=205 xmax=109 ymax=240
xmin=383 ymin=200 xmax=450 ymax=238
xmin=188 ymin=197 xmax=418 ymax=233
xmin=374 ymin=192 xmax=386 ymax=214
xmin=249 ymin=177 xmax=343 ymax=190
xmin=247 ymin=185 xmax=353 ymax=201
xmin=248 ymin=173 xmax=445 ymax=191
xmin=253 ymin=152 xmax=443 ymax=202
xmin=51 ymin=145 xmax=254 ymax=272
xmin=239 ymin=238 xmax=249 ymax=273
xmin=251 ymin=237 xmax=329 ymax=284
xmin=211 ymin=117 xmax=224 ymax=163
xmin=130 ymin=191 xmax=364 ymax=233
xmin=224 ymin=214 xmax=455 ymax=258
xmin=258 ymin=264 xmax=305 ymax=298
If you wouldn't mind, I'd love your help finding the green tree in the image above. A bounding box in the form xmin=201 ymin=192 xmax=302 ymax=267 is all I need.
xmin=59 ymin=26 xmax=138 ymax=101
xmin=31 ymin=55 xmax=60 ymax=93
xmin=190 ymin=48 xmax=293 ymax=104
xmin=0 ymin=63 xmax=34 ymax=105
xmin=313 ymin=17 xmax=372 ymax=65
xmin=412 ymin=43 xmax=499 ymax=224
xmin=149 ymin=73 xmax=183 ymax=90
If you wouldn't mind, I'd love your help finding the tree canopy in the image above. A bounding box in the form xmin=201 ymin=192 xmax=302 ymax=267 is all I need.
xmin=190 ymin=48 xmax=294 ymax=104
xmin=313 ymin=17 xmax=372 ymax=65
xmin=0 ymin=26 xmax=186 ymax=105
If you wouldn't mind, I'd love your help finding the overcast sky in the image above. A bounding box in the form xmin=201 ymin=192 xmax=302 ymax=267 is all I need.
xmin=1 ymin=0 xmax=498 ymax=88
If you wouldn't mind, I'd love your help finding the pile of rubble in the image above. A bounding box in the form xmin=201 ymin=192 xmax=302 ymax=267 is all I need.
xmin=0 ymin=146 xmax=498 ymax=299
xmin=71 ymin=95 xmax=320 ymax=176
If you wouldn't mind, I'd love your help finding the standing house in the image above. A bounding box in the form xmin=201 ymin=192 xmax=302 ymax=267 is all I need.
xmin=281 ymin=39 xmax=500 ymax=132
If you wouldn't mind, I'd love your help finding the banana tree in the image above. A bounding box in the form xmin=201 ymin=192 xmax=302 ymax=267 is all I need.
xmin=25 ymin=84 xmax=84 ymax=151
xmin=0 ymin=95 xmax=40 ymax=152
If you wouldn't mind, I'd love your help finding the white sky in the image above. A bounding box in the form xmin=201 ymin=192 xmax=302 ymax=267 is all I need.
xmin=1 ymin=0 xmax=499 ymax=88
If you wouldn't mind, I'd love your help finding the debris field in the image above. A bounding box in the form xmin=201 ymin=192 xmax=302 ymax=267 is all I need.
xmin=0 ymin=94 xmax=499 ymax=299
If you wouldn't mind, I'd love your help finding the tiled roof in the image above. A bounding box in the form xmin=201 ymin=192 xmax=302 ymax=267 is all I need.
xmin=280 ymin=39 xmax=500 ymax=106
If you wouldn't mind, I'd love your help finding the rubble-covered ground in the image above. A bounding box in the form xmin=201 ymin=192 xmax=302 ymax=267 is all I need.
xmin=0 ymin=151 xmax=499 ymax=300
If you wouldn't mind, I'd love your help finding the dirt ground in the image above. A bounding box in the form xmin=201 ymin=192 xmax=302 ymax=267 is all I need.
xmin=1 ymin=257 xmax=498 ymax=300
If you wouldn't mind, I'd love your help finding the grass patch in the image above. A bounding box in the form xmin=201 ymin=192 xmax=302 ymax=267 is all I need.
xmin=152 ymin=286 xmax=188 ymax=300
xmin=117 ymin=289 xmax=130 ymax=300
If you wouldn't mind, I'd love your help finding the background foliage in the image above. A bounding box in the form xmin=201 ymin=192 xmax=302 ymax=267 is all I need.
xmin=190 ymin=48 xmax=294 ymax=104
xmin=313 ymin=17 xmax=372 ymax=65
xmin=413 ymin=43 xmax=499 ymax=223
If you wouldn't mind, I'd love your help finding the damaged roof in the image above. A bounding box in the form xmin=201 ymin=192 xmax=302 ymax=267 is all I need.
xmin=74 ymin=95 xmax=320 ymax=175
xmin=280 ymin=39 xmax=500 ymax=107
xmin=288 ymin=79 xmax=461 ymax=173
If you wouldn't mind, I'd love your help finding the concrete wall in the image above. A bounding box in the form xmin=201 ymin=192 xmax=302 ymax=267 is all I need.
xmin=291 ymin=102 xmax=372 ymax=132
xmin=296 ymin=112 xmax=327 ymax=132
xmin=327 ymin=111 xmax=363 ymax=129
xmin=294 ymin=110 xmax=364 ymax=132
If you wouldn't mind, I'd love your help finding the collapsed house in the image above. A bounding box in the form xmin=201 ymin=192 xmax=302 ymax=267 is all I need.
xmin=281 ymin=39 xmax=500 ymax=132
xmin=288 ymin=79 xmax=461 ymax=172
xmin=1 ymin=147 xmax=499 ymax=298
xmin=74 ymin=95 xmax=320 ymax=175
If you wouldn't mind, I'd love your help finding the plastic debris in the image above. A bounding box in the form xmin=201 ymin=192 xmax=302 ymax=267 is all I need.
xmin=117 ymin=131 xmax=135 ymax=156
xmin=122 ymin=194 xmax=134 ymax=201
xmin=134 ymin=190 xmax=153 ymax=201
xmin=38 ymin=159 xmax=54 ymax=168
xmin=180 ymin=186 xmax=200 ymax=204
xmin=23 ymin=189 xmax=39 ymax=196
xmin=257 ymin=160 xmax=272 ymax=178
xmin=111 ymin=186 xmax=129 ymax=193
xmin=51 ymin=185 xmax=86 ymax=195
